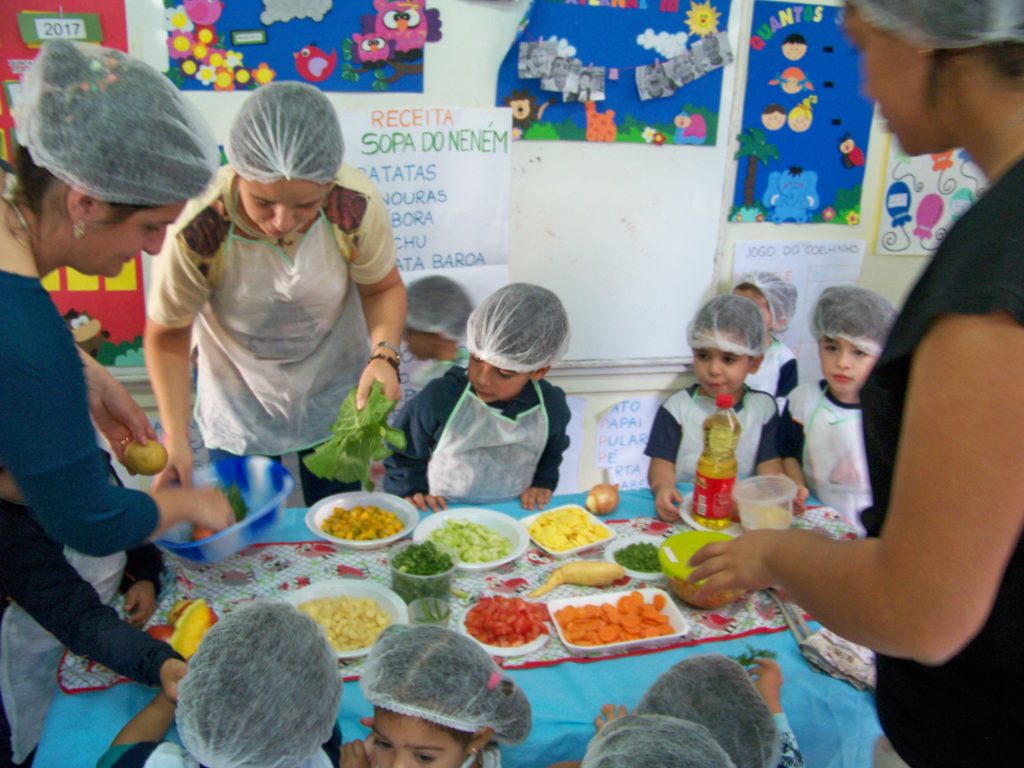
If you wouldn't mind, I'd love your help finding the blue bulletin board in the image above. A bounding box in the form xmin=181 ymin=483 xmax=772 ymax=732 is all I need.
xmin=730 ymin=1 xmax=874 ymax=225
xmin=162 ymin=0 xmax=442 ymax=93
xmin=495 ymin=1 xmax=734 ymax=145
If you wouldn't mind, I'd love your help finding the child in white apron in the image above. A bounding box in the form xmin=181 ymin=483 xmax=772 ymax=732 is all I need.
xmin=778 ymin=286 xmax=896 ymax=534
xmin=733 ymin=271 xmax=800 ymax=399
xmin=384 ymin=284 xmax=571 ymax=513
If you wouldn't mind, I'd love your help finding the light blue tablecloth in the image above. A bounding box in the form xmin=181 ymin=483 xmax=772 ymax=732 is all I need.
xmin=33 ymin=489 xmax=881 ymax=767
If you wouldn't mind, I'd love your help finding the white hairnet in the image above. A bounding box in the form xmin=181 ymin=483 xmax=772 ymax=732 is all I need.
xmin=636 ymin=655 xmax=780 ymax=768
xmin=581 ymin=715 xmax=735 ymax=768
xmin=14 ymin=41 xmax=218 ymax=206
xmin=360 ymin=624 xmax=532 ymax=744
xmin=227 ymin=82 xmax=343 ymax=184
xmin=177 ymin=601 xmax=341 ymax=768
xmin=466 ymin=283 xmax=570 ymax=372
xmin=689 ymin=295 xmax=767 ymax=357
xmin=849 ymin=0 xmax=1024 ymax=48
xmin=407 ymin=275 xmax=474 ymax=340
xmin=733 ymin=272 xmax=799 ymax=333
xmin=810 ymin=285 xmax=896 ymax=356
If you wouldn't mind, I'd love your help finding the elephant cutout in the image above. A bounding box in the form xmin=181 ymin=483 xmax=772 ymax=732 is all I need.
xmin=762 ymin=167 xmax=820 ymax=223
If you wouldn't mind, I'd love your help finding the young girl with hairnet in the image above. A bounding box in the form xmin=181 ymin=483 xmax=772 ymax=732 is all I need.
xmin=689 ymin=2 xmax=1024 ymax=763
xmin=145 ymin=81 xmax=407 ymax=506
xmin=778 ymin=286 xmax=895 ymax=533
xmin=384 ymin=283 xmax=572 ymax=512
xmin=645 ymin=294 xmax=785 ymax=522
xmin=98 ymin=601 xmax=343 ymax=767
xmin=341 ymin=624 xmax=532 ymax=768
xmin=733 ymin=272 xmax=800 ymax=399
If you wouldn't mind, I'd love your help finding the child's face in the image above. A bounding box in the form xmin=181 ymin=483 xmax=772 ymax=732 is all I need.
xmin=469 ymin=354 xmax=545 ymax=404
xmin=367 ymin=710 xmax=478 ymax=768
xmin=818 ymin=336 xmax=878 ymax=404
xmin=761 ymin=110 xmax=785 ymax=131
xmin=405 ymin=329 xmax=457 ymax=362
xmin=692 ymin=347 xmax=762 ymax=401
xmin=733 ymin=287 xmax=774 ymax=343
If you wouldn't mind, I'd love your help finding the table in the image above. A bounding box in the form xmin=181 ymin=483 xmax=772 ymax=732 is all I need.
xmin=34 ymin=489 xmax=881 ymax=767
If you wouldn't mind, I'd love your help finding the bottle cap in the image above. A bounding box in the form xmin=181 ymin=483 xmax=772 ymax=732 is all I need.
xmin=715 ymin=393 xmax=734 ymax=409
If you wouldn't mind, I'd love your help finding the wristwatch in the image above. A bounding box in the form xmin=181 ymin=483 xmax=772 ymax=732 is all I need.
xmin=372 ymin=340 xmax=401 ymax=359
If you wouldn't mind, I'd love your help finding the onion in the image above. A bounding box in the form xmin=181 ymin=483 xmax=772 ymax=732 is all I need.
xmin=585 ymin=482 xmax=620 ymax=515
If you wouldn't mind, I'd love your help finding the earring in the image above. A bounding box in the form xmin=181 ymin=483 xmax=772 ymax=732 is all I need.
xmin=73 ymin=220 xmax=86 ymax=240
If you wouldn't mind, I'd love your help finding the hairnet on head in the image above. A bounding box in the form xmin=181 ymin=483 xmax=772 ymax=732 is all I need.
xmin=360 ymin=624 xmax=532 ymax=744
xmin=581 ymin=714 xmax=735 ymax=768
xmin=466 ymin=283 xmax=570 ymax=372
xmin=227 ymin=82 xmax=343 ymax=183
xmin=14 ymin=41 xmax=218 ymax=206
xmin=733 ymin=272 xmax=799 ymax=333
xmin=406 ymin=275 xmax=474 ymax=340
xmin=810 ymin=285 xmax=896 ymax=356
xmin=848 ymin=0 xmax=1024 ymax=48
xmin=636 ymin=655 xmax=779 ymax=768
xmin=177 ymin=601 xmax=340 ymax=768
xmin=689 ymin=294 xmax=767 ymax=357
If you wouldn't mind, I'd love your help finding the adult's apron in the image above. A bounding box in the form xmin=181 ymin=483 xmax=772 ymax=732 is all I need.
xmin=788 ymin=383 xmax=870 ymax=534
xmin=193 ymin=214 xmax=369 ymax=456
xmin=0 ymin=548 xmax=125 ymax=763
xmin=662 ymin=388 xmax=775 ymax=483
xmin=427 ymin=382 xmax=548 ymax=504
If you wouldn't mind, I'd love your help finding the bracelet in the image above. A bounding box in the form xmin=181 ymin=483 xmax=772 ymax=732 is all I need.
xmin=368 ymin=352 xmax=400 ymax=373
xmin=372 ymin=340 xmax=401 ymax=358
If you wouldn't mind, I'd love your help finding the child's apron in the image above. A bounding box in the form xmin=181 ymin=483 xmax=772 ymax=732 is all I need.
xmin=664 ymin=389 xmax=764 ymax=483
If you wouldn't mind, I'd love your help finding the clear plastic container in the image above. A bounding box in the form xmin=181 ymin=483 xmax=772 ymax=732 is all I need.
xmin=408 ymin=597 xmax=451 ymax=626
xmin=733 ymin=475 xmax=798 ymax=531
xmin=388 ymin=540 xmax=459 ymax=604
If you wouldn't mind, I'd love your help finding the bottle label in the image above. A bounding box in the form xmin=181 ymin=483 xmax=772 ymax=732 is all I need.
xmin=693 ymin=473 xmax=735 ymax=521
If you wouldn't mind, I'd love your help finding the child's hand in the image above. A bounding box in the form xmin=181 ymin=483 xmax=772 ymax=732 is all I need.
xmin=520 ymin=486 xmax=552 ymax=511
xmin=158 ymin=658 xmax=187 ymax=702
xmin=654 ymin=487 xmax=683 ymax=522
xmin=406 ymin=492 xmax=448 ymax=513
xmin=124 ymin=581 xmax=157 ymax=627
xmin=793 ymin=486 xmax=809 ymax=516
xmin=748 ymin=658 xmax=784 ymax=714
xmin=594 ymin=703 xmax=628 ymax=732
xmin=341 ymin=739 xmax=374 ymax=768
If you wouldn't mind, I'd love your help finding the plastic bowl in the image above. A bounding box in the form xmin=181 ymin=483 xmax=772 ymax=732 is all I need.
xmin=733 ymin=475 xmax=797 ymax=531
xmin=658 ymin=531 xmax=745 ymax=609
xmin=388 ymin=540 xmax=460 ymax=604
xmin=306 ymin=491 xmax=419 ymax=550
xmin=412 ymin=508 xmax=528 ymax=571
xmin=156 ymin=456 xmax=294 ymax=564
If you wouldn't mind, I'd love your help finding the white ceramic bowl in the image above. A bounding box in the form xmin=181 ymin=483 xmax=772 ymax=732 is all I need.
xmin=680 ymin=492 xmax=742 ymax=537
xmin=306 ymin=491 xmax=419 ymax=550
xmin=521 ymin=505 xmax=616 ymax=558
xmin=547 ymin=587 xmax=688 ymax=656
xmin=413 ymin=508 xmax=529 ymax=571
xmin=604 ymin=536 xmax=667 ymax=582
xmin=459 ymin=601 xmax=551 ymax=658
xmin=282 ymin=578 xmax=408 ymax=659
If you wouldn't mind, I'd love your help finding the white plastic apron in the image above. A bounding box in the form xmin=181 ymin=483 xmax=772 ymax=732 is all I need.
xmin=427 ymin=382 xmax=548 ymax=504
xmin=193 ymin=214 xmax=369 ymax=456
xmin=0 ymin=548 xmax=125 ymax=763
xmin=670 ymin=390 xmax=761 ymax=483
xmin=802 ymin=390 xmax=871 ymax=534
xmin=142 ymin=741 xmax=333 ymax=768
xmin=745 ymin=338 xmax=795 ymax=400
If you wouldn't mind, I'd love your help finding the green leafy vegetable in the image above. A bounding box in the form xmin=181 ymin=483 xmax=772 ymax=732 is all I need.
xmin=225 ymin=483 xmax=248 ymax=523
xmin=303 ymin=381 xmax=407 ymax=491
xmin=613 ymin=542 xmax=661 ymax=572
xmin=731 ymin=644 xmax=778 ymax=668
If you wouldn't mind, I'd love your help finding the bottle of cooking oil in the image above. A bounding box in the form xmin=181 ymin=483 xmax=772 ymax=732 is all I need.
xmin=692 ymin=393 xmax=740 ymax=530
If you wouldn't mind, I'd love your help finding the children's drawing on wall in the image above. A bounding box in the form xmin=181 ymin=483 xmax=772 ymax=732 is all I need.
xmin=876 ymin=141 xmax=988 ymax=255
xmin=731 ymin=2 xmax=874 ymax=224
xmin=496 ymin=1 xmax=733 ymax=145
xmin=162 ymin=0 xmax=442 ymax=93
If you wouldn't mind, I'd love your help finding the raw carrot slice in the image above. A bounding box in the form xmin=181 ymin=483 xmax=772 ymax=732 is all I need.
xmin=598 ymin=624 xmax=621 ymax=643
xmin=652 ymin=593 xmax=667 ymax=610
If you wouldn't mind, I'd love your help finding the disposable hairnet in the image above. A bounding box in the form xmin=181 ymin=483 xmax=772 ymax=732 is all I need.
xmin=227 ymin=82 xmax=343 ymax=183
xmin=636 ymin=655 xmax=779 ymax=768
xmin=466 ymin=283 xmax=570 ymax=372
xmin=849 ymin=0 xmax=1024 ymax=48
xmin=407 ymin=276 xmax=474 ymax=340
xmin=733 ymin=272 xmax=799 ymax=333
xmin=361 ymin=624 xmax=532 ymax=744
xmin=689 ymin=295 xmax=767 ymax=357
xmin=177 ymin=601 xmax=340 ymax=768
xmin=581 ymin=715 xmax=735 ymax=768
xmin=14 ymin=41 xmax=218 ymax=206
xmin=809 ymin=285 xmax=896 ymax=356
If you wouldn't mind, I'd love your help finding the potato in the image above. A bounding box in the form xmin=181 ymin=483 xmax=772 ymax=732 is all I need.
xmin=123 ymin=441 xmax=168 ymax=475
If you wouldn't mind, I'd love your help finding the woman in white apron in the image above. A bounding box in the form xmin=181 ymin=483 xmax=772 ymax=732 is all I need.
xmin=145 ymin=83 xmax=406 ymax=505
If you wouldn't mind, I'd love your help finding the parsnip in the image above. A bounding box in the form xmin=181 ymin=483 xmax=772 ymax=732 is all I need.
xmin=528 ymin=561 xmax=625 ymax=598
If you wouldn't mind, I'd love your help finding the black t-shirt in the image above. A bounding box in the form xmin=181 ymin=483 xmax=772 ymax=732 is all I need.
xmin=860 ymin=158 xmax=1024 ymax=766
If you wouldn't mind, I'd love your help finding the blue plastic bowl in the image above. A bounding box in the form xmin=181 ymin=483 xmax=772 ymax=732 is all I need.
xmin=156 ymin=456 xmax=295 ymax=564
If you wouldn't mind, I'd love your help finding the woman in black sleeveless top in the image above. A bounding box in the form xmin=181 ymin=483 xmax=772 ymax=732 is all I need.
xmin=688 ymin=2 xmax=1024 ymax=764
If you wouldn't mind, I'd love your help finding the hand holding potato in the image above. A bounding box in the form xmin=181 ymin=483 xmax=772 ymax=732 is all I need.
xmin=122 ymin=441 xmax=169 ymax=476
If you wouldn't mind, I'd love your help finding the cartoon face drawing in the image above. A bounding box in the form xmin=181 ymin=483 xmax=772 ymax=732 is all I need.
xmin=761 ymin=104 xmax=786 ymax=131
xmin=353 ymin=32 xmax=391 ymax=65
xmin=782 ymin=33 xmax=807 ymax=61
xmin=771 ymin=66 xmax=813 ymax=94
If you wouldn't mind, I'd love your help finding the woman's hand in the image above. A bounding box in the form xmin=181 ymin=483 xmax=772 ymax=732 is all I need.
xmin=124 ymin=581 xmax=157 ymax=627
xmin=356 ymin=357 xmax=400 ymax=409
xmin=150 ymin=487 xmax=234 ymax=538
xmin=686 ymin=530 xmax=782 ymax=599
xmin=80 ymin=351 xmax=156 ymax=462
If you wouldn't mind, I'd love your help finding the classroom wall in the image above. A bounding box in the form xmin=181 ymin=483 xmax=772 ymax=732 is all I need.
xmin=118 ymin=0 xmax=927 ymax=493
